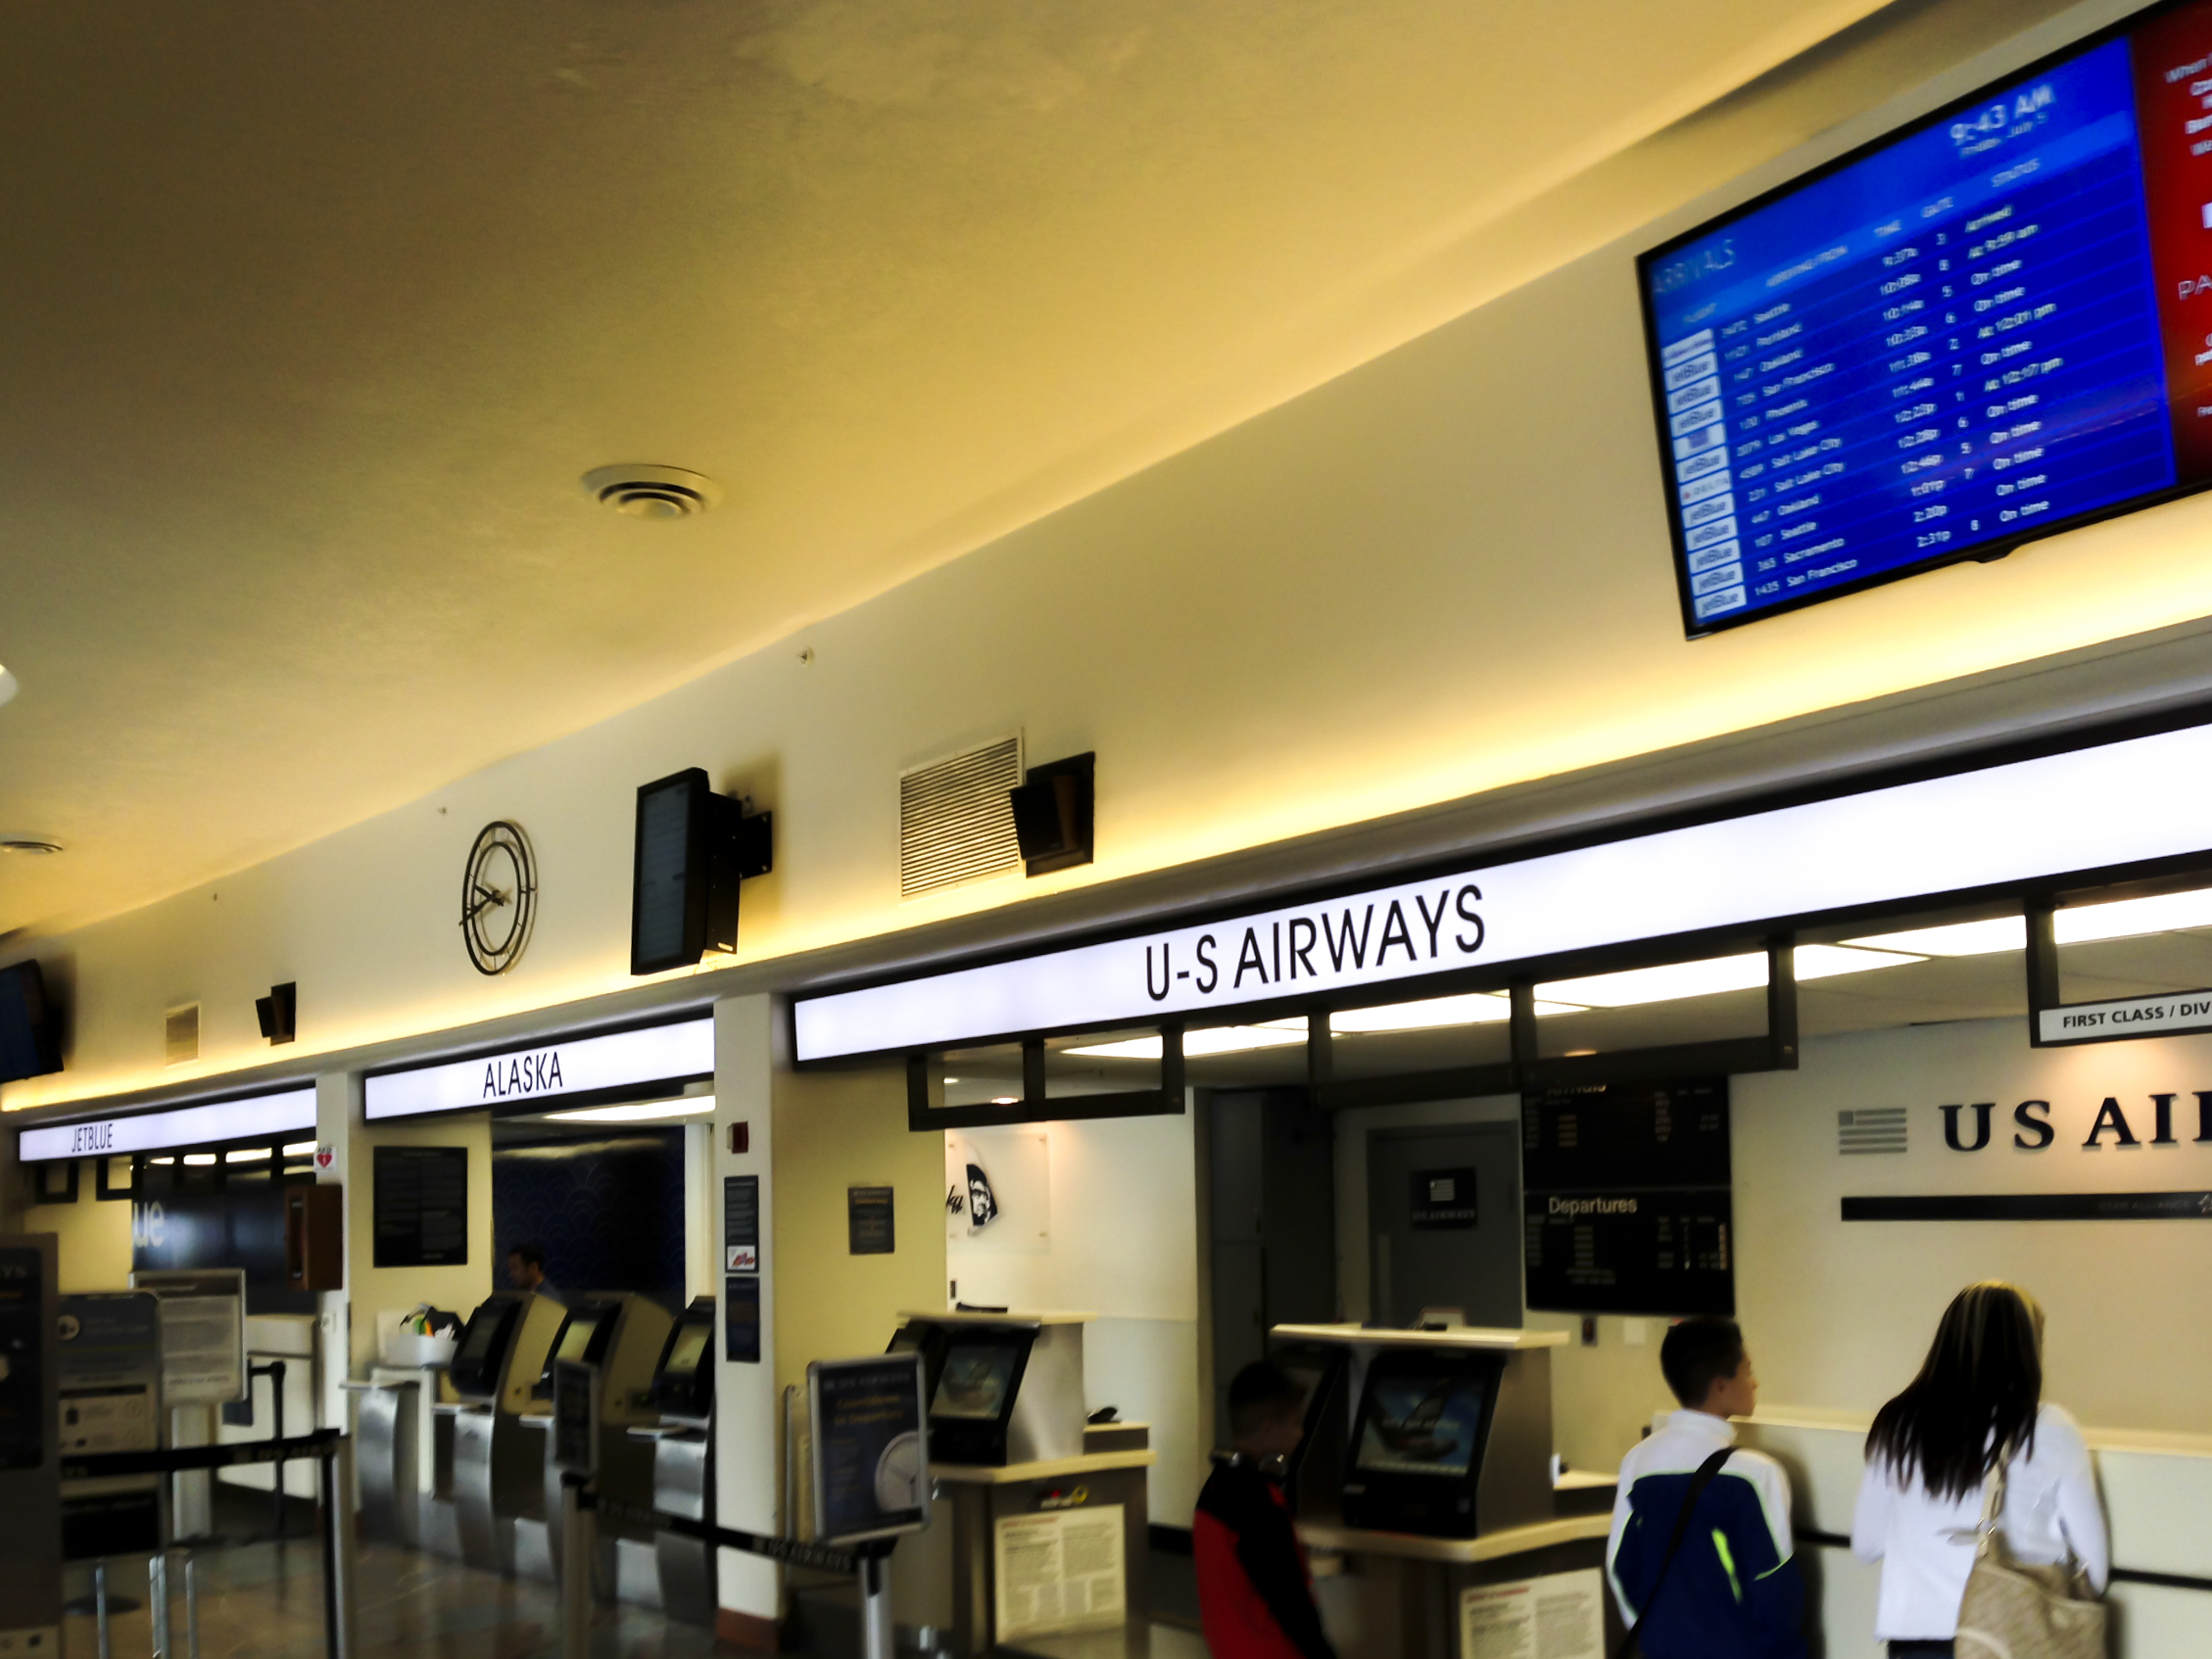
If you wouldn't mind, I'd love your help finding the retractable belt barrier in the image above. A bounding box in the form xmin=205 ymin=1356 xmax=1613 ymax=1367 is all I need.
xmin=65 ymin=1429 xmax=358 ymax=1659
xmin=587 ymin=1491 xmax=882 ymax=1574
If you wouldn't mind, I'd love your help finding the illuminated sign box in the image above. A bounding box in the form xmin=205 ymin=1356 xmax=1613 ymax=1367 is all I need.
xmin=19 ymin=1087 xmax=316 ymax=1163
xmin=363 ymin=1016 xmax=713 ymax=1120
xmin=794 ymin=720 xmax=2212 ymax=1062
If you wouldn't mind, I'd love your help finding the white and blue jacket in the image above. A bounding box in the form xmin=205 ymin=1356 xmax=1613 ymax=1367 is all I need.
xmin=1606 ymin=1410 xmax=1806 ymax=1659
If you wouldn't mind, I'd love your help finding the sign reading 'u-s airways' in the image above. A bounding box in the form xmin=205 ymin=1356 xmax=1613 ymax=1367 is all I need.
xmin=794 ymin=722 xmax=2212 ymax=1062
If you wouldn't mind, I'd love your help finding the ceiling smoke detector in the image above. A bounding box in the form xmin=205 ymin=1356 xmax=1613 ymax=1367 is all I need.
xmin=581 ymin=464 xmax=723 ymax=520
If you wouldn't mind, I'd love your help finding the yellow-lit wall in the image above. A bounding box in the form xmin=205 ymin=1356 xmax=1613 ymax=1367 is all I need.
xmin=25 ymin=1171 xmax=133 ymax=1292
xmin=341 ymin=1109 xmax=494 ymax=1370
xmin=769 ymin=1064 xmax=945 ymax=1407
xmin=11 ymin=8 xmax=2212 ymax=1113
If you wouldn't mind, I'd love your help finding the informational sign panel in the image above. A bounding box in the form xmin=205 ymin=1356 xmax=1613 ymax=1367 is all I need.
xmin=1459 ymin=1568 xmax=1604 ymax=1659
xmin=723 ymin=1174 xmax=759 ymax=1272
xmin=1522 ymin=1079 xmax=1734 ymax=1316
xmin=807 ymin=1352 xmax=928 ymax=1543
xmin=993 ymin=1505 xmax=1127 ymax=1640
xmin=128 ymin=1269 xmax=246 ymax=1405
xmin=373 ymin=1145 xmax=469 ymax=1267
xmin=846 ymin=1186 xmax=895 ymax=1255
xmin=57 ymin=1293 xmax=161 ymax=1453
xmin=724 ymin=1274 xmax=760 ymax=1365
xmin=550 ymin=1359 xmax=598 ymax=1477
xmin=2034 ymin=987 xmax=2212 ymax=1046
xmin=1410 ymin=1167 xmax=1478 ymax=1230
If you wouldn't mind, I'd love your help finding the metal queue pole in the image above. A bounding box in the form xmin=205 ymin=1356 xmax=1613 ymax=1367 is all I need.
xmin=66 ymin=1429 xmax=356 ymax=1659
xmin=592 ymin=1495 xmax=895 ymax=1653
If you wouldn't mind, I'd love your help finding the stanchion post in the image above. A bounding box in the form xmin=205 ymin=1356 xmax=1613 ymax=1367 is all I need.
xmin=559 ymin=1476 xmax=592 ymax=1659
xmin=320 ymin=1438 xmax=360 ymax=1659
xmin=183 ymin=1552 xmax=200 ymax=1659
xmin=149 ymin=1552 xmax=169 ymax=1659
xmin=93 ymin=1560 xmax=111 ymax=1659
xmin=859 ymin=1546 xmax=894 ymax=1659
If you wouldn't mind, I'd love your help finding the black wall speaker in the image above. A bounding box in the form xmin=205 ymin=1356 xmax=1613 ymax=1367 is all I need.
xmin=1009 ymin=752 xmax=1095 ymax=877
xmin=631 ymin=768 xmax=773 ymax=975
xmin=256 ymin=982 xmax=297 ymax=1045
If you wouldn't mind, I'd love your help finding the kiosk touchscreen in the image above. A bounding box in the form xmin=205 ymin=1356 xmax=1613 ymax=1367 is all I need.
xmin=450 ymin=1294 xmax=528 ymax=1398
xmin=1339 ymin=1349 xmax=1504 ymax=1538
xmin=537 ymin=1299 xmax=621 ymax=1397
xmin=649 ymin=1300 xmax=715 ymax=1422
xmin=924 ymin=1328 xmax=1034 ymax=1467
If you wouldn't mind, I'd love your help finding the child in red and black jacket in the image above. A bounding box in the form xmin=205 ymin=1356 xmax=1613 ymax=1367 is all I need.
xmin=1194 ymin=1361 xmax=1337 ymax=1659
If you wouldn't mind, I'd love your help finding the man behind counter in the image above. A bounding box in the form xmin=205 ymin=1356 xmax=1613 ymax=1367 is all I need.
xmin=505 ymin=1240 xmax=564 ymax=1305
xmin=1194 ymin=1360 xmax=1336 ymax=1659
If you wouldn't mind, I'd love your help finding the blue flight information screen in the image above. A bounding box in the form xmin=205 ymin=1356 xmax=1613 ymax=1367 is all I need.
xmin=1641 ymin=1 xmax=2212 ymax=633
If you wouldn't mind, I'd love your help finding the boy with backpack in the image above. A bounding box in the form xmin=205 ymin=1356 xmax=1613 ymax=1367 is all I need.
xmin=1606 ymin=1317 xmax=1806 ymax=1659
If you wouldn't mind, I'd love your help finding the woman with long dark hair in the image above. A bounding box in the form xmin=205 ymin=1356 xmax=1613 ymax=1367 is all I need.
xmin=1851 ymin=1282 xmax=2106 ymax=1656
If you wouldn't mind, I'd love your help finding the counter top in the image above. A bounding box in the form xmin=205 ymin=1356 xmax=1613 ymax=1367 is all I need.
xmin=899 ymin=1309 xmax=1095 ymax=1326
xmin=933 ymin=1449 xmax=1155 ymax=1486
xmin=1296 ymin=1513 xmax=1610 ymax=1563
xmin=1270 ymin=1322 xmax=1568 ymax=1351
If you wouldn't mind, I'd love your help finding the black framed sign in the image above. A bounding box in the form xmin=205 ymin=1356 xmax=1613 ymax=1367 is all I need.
xmin=1522 ymin=1078 xmax=1734 ymax=1316
xmin=724 ymin=1174 xmax=759 ymax=1272
xmin=372 ymin=1145 xmax=469 ymax=1267
xmin=847 ymin=1186 xmax=894 ymax=1256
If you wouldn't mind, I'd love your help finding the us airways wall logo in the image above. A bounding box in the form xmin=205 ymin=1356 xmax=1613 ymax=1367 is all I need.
xmin=1142 ymin=883 xmax=1485 ymax=1002
xmin=1912 ymin=1092 xmax=2212 ymax=1152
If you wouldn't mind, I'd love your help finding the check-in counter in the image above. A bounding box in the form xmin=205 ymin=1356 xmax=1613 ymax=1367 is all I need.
xmin=885 ymin=1309 xmax=1152 ymax=1657
xmin=1269 ymin=1323 xmax=1621 ymax=1659
xmin=509 ymin=1292 xmax=674 ymax=1587
xmin=616 ymin=1296 xmax=716 ymax=1624
xmin=436 ymin=1290 xmax=565 ymax=1573
xmin=1739 ymin=1411 xmax=2212 ymax=1659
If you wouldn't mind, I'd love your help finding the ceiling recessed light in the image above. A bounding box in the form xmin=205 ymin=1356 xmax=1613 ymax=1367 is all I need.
xmin=581 ymin=464 xmax=723 ymax=520
xmin=991 ymin=1095 xmax=1020 ymax=1106
xmin=0 ymin=665 xmax=16 ymax=707
xmin=0 ymin=837 xmax=63 ymax=855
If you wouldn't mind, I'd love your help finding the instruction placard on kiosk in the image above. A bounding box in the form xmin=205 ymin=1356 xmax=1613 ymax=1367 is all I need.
xmin=807 ymin=1352 xmax=929 ymax=1544
xmin=128 ymin=1268 xmax=246 ymax=1405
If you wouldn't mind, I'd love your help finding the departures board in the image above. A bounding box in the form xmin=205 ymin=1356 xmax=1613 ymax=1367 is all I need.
xmin=1643 ymin=0 xmax=2212 ymax=633
xmin=1521 ymin=1078 xmax=1734 ymax=1316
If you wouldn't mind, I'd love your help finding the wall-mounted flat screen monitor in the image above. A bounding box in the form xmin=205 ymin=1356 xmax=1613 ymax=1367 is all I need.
xmin=1642 ymin=0 xmax=2212 ymax=634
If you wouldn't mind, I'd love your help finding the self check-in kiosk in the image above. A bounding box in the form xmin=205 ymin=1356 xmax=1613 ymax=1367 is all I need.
xmin=619 ymin=1296 xmax=716 ymax=1624
xmin=882 ymin=1310 xmax=1152 ymax=1658
xmin=1269 ymin=1323 xmax=1619 ymax=1659
xmin=438 ymin=1290 xmax=565 ymax=1573
xmin=513 ymin=1292 xmax=672 ymax=1587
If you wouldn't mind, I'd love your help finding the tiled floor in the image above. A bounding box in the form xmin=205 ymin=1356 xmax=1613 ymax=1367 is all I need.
xmin=61 ymin=1522 xmax=721 ymax=1658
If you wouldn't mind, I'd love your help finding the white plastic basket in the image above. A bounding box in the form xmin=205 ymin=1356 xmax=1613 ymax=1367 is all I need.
xmin=380 ymin=1330 xmax=457 ymax=1368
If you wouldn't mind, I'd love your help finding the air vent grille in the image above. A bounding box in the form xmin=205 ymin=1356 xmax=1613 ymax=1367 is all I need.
xmin=1838 ymin=1107 xmax=1906 ymax=1155
xmin=900 ymin=738 xmax=1023 ymax=898
xmin=166 ymin=1003 xmax=200 ymax=1066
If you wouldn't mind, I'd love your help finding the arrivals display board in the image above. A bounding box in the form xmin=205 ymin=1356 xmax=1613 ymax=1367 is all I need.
xmin=1643 ymin=0 xmax=2212 ymax=633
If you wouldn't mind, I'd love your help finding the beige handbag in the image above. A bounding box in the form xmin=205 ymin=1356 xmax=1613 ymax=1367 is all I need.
xmin=1953 ymin=1451 xmax=2107 ymax=1659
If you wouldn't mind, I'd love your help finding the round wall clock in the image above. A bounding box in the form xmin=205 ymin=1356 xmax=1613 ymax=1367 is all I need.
xmin=460 ymin=821 xmax=537 ymax=975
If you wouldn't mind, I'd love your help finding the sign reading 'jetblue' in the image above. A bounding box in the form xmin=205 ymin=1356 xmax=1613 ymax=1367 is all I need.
xmin=363 ymin=1017 xmax=712 ymax=1120
xmin=793 ymin=721 xmax=2212 ymax=1063
xmin=18 ymin=1087 xmax=316 ymax=1164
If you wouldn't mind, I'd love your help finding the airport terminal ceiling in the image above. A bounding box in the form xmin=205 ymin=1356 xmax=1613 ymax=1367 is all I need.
xmin=0 ymin=0 xmax=2082 ymax=940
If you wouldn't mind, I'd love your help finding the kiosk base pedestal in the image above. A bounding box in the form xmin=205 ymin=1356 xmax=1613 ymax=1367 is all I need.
xmin=1297 ymin=1520 xmax=1618 ymax=1659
